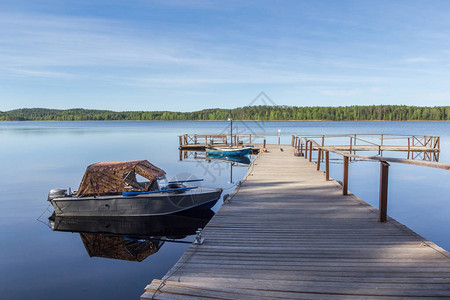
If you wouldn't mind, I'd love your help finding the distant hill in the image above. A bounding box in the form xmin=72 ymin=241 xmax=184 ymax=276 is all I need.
xmin=0 ymin=106 xmax=449 ymax=121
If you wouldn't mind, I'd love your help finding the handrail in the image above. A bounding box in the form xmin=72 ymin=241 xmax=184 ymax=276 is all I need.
xmin=179 ymin=133 xmax=269 ymax=148
xmin=327 ymin=149 xmax=450 ymax=170
xmin=307 ymin=138 xmax=449 ymax=170
xmin=292 ymin=134 xmax=440 ymax=161
xmin=354 ymin=137 xmax=379 ymax=146
xmin=297 ymin=138 xmax=448 ymax=223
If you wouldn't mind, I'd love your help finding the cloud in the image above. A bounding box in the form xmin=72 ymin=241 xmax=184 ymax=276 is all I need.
xmin=0 ymin=12 xmax=396 ymax=88
xmin=3 ymin=68 xmax=75 ymax=79
xmin=0 ymin=8 xmax=448 ymax=96
xmin=402 ymin=57 xmax=433 ymax=64
xmin=320 ymin=87 xmax=385 ymax=97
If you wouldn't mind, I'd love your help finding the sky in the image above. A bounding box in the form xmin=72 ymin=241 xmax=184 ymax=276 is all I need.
xmin=0 ymin=0 xmax=450 ymax=111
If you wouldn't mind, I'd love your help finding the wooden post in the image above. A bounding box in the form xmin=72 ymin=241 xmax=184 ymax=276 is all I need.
xmin=194 ymin=134 xmax=197 ymax=144
xmin=292 ymin=135 xmax=295 ymax=147
xmin=305 ymin=141 xmax=308 ymax=159
xmin=316 ymin=148 xmax=322 ymax=171
xmin=249 ymin=134 xmax=252 ymax=144
xmin=408 ymin=137 xmax=411 ymax=152
xmin=278 ymin=129 xmax=281 ymax=145
xmin=321 ymin=136 xmax=325 ymax=162
xmin=349 ymin=137 xmax=353 ymax=160
xmin=229 ymin=119 xmax=233 ymax=146
xmin=379 ymin=161 xmax=389 ymax=222
xmin=343 ymin=156 xmax=349 ymax=195
xmin=300 ymin=142 xmax=303 ymax=156
xmin=325 ymin=151 xmax=330 ymax=181
xmin=381 ymin=134 xmax=384 ymax=146
xmin=263 ymin=138 xmax=266 ymax=149
xmin=178 ymin=136 xmax=182 ymax=148
xmin=309 ymin=142 xmax=313 ymax=162
xmin=179 ymin=150 xmax=182 ymax=161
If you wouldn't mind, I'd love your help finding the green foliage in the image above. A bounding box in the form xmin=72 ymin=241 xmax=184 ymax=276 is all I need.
xmin=0 ymin=106 xmax=449 ymax=121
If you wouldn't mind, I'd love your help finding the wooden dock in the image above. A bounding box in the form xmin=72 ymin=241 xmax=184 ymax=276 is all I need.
xmin=142 ymin=144 xmax=450 ymax=299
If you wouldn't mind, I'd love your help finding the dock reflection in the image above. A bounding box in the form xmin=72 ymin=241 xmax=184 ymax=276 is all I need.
xmin=49 ymin=209 xmax=215 ymax=262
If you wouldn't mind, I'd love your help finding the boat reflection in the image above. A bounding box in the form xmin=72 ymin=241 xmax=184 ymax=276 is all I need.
xmin=49 ymin=208 xmax=216 ymax=262
xmin=80 ymin=234 xmax=163 ymax=262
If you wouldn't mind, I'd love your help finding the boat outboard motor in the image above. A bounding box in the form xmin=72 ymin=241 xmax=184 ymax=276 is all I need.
xmin=48 ymin=188 xmax=67 ymax=201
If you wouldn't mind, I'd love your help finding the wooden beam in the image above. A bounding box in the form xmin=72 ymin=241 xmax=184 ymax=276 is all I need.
xmin=325 ymin=151 xmax=330 ymax=181
xmin=316 ymin=149 xmax=322 ymax=171
xmin=379 ymin=161 xmax=389 ymax=222
xmin=343 ymin=156 xmax=349 ymax=195
xmin=309 ymin=141 xmax=313 ymax=162
xmin=305 ymin=141 xmax=308 ymax=159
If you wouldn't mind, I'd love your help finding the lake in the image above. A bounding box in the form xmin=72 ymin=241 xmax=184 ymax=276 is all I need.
xmin=0 ymin=120 xmax=449 ymax=300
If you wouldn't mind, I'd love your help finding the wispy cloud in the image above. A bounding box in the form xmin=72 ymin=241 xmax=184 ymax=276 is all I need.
xmin=1 ymin=1 xmax=450 ymax=110
xmin=402 ymin=57 xmax=433 ymax=64
xmin=0 ymin=12 xmax=397 ymax=87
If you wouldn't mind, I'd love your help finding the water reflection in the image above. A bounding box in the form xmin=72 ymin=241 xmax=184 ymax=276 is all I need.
xmin=80 ymin=234 xmax=162 ymax=262
xmin=49 ymin=209 xmax=216 ymax=262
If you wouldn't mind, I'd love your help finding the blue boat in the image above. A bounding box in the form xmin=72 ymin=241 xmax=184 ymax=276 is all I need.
xmin=206 ymin=154 xmax=251 ymax=165
xmin=205 ymin=146 xmax=252 ymax=157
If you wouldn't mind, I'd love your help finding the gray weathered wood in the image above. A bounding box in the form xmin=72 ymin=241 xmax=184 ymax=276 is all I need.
xmin=142 ymin=145 xmax=450 ymax=299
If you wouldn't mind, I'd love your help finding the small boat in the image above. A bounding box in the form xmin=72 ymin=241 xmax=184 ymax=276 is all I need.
xmin=206 ymin=154 xmax=251 ymax=165
xmin=48 ymin=160 xmax=222 ymax=217
xmin=206 ymin=146 xmax=252 ymax=156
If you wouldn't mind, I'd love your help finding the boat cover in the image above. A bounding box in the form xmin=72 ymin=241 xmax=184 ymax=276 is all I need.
xmin=77 ymin=160 xmax=165 ymax=196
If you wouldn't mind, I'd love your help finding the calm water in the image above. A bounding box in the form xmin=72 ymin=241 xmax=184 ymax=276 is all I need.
xmin=0 ymin=121 xmax=449 ymax=300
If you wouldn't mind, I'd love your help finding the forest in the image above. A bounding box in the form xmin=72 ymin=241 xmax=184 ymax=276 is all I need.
xmin=1 ymin=105 xmax=449 ymax=121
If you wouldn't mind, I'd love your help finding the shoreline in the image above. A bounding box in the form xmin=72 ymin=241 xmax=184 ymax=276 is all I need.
xmin=0 ymin=119 xmax=448 ymax=122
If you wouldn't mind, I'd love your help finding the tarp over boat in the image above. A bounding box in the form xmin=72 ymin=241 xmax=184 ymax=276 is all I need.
xmin=77 ymin=160 xmax=166 ymax=196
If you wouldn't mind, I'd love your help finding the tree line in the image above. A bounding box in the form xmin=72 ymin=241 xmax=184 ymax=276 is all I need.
xmin=1 ymin=106 xmax=449 ymax=121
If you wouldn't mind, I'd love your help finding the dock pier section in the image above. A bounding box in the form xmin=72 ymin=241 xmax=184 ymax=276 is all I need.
xmin=142 ymin=140 xmax=450 ymax=299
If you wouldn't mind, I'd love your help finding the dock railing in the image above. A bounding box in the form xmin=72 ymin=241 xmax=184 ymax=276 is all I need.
xmin=179 ymin=133 xmax=269 ymax=148
xmin=295 ymin=136 xmax=449 ymax=223
xmin=292 ymin=134 xmax=440 ymax=161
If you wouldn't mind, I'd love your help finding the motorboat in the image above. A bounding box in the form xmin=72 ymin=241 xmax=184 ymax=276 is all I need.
xmin=206 ymin=154 xmax=251 ymax=165
xmin=48 ymin=160 xmax=222 ymax=217
xmin=205 ymin=146 xmax=252 ymax=156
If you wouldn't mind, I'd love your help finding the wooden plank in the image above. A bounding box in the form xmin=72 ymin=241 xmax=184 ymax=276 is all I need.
xmin=142 ymin=144 xmax=450 ymax=299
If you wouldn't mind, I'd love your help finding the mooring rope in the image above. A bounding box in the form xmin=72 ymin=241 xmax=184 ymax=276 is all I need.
xmin=36 ymin=203 xmax=53 ymax=228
